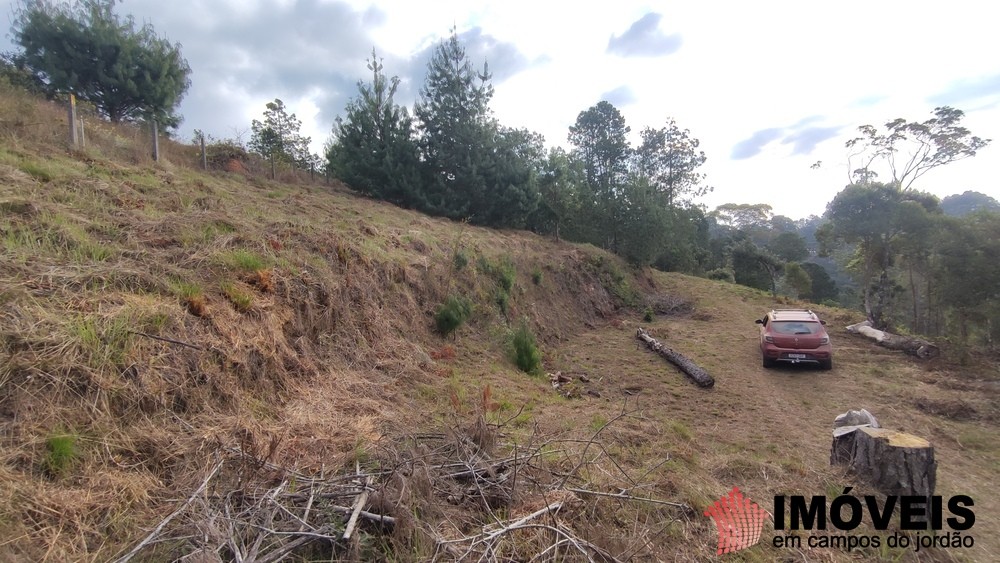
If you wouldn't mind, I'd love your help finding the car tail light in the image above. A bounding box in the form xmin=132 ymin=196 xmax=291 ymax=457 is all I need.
xmin=764 ymin=336 xmax=774 ymax=343
xmin=820 ymin=336 xmax=829 ymax=345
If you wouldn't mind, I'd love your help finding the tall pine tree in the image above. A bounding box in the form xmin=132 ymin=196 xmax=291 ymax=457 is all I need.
xmin=327 ymin=49 xmax=421 ymax=206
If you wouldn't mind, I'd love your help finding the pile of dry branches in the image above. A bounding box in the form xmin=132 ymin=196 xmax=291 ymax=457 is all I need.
xmin=112 ymin=401 xmax=695 ymax=562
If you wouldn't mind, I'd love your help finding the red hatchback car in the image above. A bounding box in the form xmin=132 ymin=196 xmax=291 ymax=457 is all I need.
xmin=755 ymin=309 xmax=833 ymax=370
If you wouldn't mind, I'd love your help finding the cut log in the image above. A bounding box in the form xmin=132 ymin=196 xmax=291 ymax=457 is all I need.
xmin=636 ymin=328 xmax=714 ymax=388
xmin=831 ymin=426 xmax=936 ymax=499
xmin=845 ymin=320 xmax=940 ymax=359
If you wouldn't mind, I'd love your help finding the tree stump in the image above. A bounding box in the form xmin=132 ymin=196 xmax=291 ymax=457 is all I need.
xmin=831 ymin=426 xmax=936 ymax=498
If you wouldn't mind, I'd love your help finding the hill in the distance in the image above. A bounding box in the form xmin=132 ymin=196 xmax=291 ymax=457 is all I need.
xmin=1 ymin=87 xmax=998 ymax=562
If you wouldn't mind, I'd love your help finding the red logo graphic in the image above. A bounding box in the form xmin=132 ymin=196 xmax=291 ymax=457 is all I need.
xmin=704 ymin=487 xmax=769 ymax=554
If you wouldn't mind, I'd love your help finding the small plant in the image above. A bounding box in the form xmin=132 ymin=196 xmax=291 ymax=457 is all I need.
xmin=221 ymin=281 xmax=253 ymax=312
xmin=169 ymin=278 xmax=207 ymax=316
xmin=706 ymin=268 xmax=736 ymax=283
xmin=19 ymin=160 xmax=54 ymax=182
xmin=643 ymin=307 xmax=654 ymax=322
xmin=435 ymin=295 xmax=472 ymax=337
xmin=531 ymin=267 xmax=543 ymax=285
xmin=452 ymin=249 xmax=469 ymax=271
xmin=495 ymin=289 xmax=510 ymax=316
xmin=224 ymin=249 xmax=268 ymax=271
xmin=589 ymin=414 xmax=609 ymax=432
xmin=45 ymin=430 xmax=79 ymax=477
xmin=509 ymin=319 xmax=542 ymax=376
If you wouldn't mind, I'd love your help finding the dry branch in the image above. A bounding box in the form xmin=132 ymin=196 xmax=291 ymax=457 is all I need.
xmin=845 ymin=320 xmax=940 ymax=359
xmin=635 ymin=328 xmax=715 ymax=388
xmin=114 ymin=458 xmax=224 ymax=563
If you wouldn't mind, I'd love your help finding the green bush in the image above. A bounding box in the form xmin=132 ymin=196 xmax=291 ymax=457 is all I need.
xmin=435 ymin=295 xmax=472 ymax=337
xmin=643 ymin=307 xmax=654 ymax=322
xmin=453 ymin=249 xmax=469 ymax=271
xmin=531 ymin=267 xmax=543 ymax=285
xmin=706 ymin=268 xmax=735 ymax=283
xmin=510 ymin=320 xmax=542 ymax=376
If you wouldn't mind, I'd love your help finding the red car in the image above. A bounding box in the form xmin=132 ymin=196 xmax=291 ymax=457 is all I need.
xmin=755 ymin=309 xmax=833 ymax=370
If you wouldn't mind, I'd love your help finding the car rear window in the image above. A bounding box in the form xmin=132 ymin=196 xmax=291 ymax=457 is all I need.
xmin=770 ymin=321 xmax=820 ymax=335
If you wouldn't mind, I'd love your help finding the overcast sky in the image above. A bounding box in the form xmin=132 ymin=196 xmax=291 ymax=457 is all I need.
xmin=4 ymin=0 xmax=1000 ymax=219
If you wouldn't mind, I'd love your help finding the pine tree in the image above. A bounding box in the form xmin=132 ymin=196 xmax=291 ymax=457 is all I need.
xmin=250 ymin=99 xmax=312 ymax=177
xmin=415 ymin=28 xmax=494 ymax=220
xmin=14 ymin=0 xmax=190 ymax=124
xmin=327 ymin=50 xmax=421 ymax=206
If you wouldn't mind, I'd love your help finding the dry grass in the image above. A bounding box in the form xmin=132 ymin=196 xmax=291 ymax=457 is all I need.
xmin=1 ymin=87 xmax=997 ymax=561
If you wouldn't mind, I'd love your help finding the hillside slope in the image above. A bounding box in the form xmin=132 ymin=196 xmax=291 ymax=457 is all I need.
xmin=1 ymin=92 xmax=998 ymax=561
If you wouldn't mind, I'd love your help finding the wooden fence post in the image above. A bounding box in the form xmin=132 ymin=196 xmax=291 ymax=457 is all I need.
xmin=201 ymin=134 xmax=208 ymax=170
xmin=151 ymin=120 xmax=160 ymax=162
xmin=67 ymin=94 xmax=78 ymax=149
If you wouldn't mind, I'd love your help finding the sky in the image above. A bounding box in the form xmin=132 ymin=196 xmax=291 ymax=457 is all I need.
xmin=4 ymin=0 xmax=1000 ymax=219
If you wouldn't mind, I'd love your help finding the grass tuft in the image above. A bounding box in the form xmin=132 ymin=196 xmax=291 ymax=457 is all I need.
xmin=44 ymin=430 xmax=79 ymax=477
xmin=220 ymin=281 xmax=254 ymax=312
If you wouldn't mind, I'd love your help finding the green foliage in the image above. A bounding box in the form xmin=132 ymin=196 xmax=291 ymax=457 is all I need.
xmin=634 ymin=119 xmax=710 ymax=206
xmin=452 ymin=249 xmax=469 ymax=271
xmin=250 ymin=99 xmax=314 ymax=171
xmin=799 ymin=262 xmax=838 ymax=303
xmin=327 ymin=49 xmax=422 ymax=206
xmin=479 ymin=255 xmax=516 ymax=293
xmin=435 ymin=295 xmax=472 ymax=337
xmin=783 ymin=262 xmax=813 ymax=298
xmin=45 ymin=430 xmax=79 ymax=477
xmin=846 ymin=106 xmax=989 ymax=190
xmin=768 ymin=231 xmax=809 ymax=262
xmin=509 ymin=320 xmax=542 ymax=376
xmin=531 ymin=267 xmax=543 ymax=285
xmin=223 ymin=249 xmax=268 ymax=271
xmin=706 ymin=268 xmax=735 ymax=283
xmin=730 ymin=240 xmax=781 ymax=293
xmin=14 ymin=0 xmax=191 ymax=123
xmin=18 ymin=160 xmax=53 ymax=182
xmin=414 ymin=29 xmax=540 ymax=227
xmin=220 ymin=281 xmax=253 ymax=312
xmin=643 ymin=307 xmax=654 ymax=322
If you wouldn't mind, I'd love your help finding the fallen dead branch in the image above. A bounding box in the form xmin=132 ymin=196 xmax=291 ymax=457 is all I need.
xmin=845 ymin=320 xmax=940 ymax=359
xmin=636 ymin=328 xmax=715 ymax=388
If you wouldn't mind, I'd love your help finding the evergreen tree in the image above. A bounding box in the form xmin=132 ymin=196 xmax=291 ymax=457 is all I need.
xmin=327 ymin=49 xmax=421 ymax=206
xmin=567 ymin=101 xmax=631 ymax=250
xmin=250 ymin=99 xmax=313 ymax=176
xmin=414 ymin=29 xmax=539 ymax=227
xmin=634 ymin=119 xmax=710 ymax=206
xmin=14 ymin=0 xmax=191 ymax=124
xmin=414 ymin=28 xmax=493 ymax=220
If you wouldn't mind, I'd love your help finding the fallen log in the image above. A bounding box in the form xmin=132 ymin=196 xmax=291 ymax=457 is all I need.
xmin=845 ymin=320 xmax=940 ymax=359
xmin=831 ymin=426 xmax=936 ymax=500
xmin=636 ymin=328 xmax=714 ymax=388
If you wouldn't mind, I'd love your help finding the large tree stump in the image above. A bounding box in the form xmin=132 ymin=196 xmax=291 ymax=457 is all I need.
xmin=831 ymin=426 xmax=936 ymax=499
xmin=636 ymin=328 xmax=714 ymax=388
xmin=846 ymin=320 xmax=940 ymax=359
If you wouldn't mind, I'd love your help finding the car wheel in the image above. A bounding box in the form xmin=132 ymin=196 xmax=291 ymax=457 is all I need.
xmin=820 ymin=359 xmax=832 ymax=371
xmin=762 ymin=356 xmax=776 ymax=368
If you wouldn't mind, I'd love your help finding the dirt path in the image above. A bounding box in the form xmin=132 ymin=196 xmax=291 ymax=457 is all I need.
xmin=536 ymin=305 xmax=999 ymax=561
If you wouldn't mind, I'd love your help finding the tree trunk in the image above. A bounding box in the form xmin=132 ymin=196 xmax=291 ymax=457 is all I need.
xmin=151 ymin=120 xmax=160 ymax=162
xmin=831 ymin=426 xmax=936 ymax=500
xmin=67 ymin=94 xmax=78 ymax=149
xmin=635 ymin=328 xmax=714 ymax=388
xmin=845 ymin=320 xmax=940 ymax=359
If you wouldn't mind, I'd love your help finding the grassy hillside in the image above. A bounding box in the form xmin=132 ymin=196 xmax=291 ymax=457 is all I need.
xmin=2 ymin=86 xmax=998 ymax=562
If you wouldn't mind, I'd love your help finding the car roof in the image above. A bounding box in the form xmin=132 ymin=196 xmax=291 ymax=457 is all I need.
xmin=769 ymin=309 xmax=821 ymax=322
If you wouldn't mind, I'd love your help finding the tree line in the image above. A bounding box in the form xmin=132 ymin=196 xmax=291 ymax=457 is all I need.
xmin=4 ymin=2 xmax=998 ymax=350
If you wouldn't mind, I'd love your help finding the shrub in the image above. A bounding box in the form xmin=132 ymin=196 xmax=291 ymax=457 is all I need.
xmin=453 ymin=249 xmax=468 ymax=271
xmin=643 ymin=307 xmax=654 ymax=322
xmin=510 ymin=320 xmax=542 ymax=376
xmin=531 ymin=267 xmax=543 ymax=285
xmin=435 ymin=295 xmax=472 ymax=337
xmin=706 ymin=268 xmax=736 ymax=283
